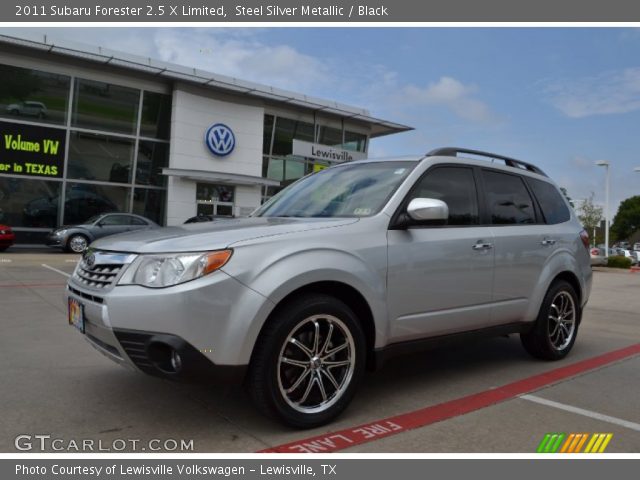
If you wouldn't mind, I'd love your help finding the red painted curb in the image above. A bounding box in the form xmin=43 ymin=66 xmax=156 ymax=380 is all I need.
xmin=260 ymin=343 xmax=640 ymax=453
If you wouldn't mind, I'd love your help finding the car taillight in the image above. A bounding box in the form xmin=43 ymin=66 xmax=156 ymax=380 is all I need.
xmin=590 ymin=248 xmax=600 ymax=256
xmin=579 ymin=230 xmax=590 ymax=250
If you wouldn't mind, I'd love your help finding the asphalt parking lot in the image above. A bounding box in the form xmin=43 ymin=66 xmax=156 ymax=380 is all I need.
xmin=1 ymin=250 xmax=639 ymax=453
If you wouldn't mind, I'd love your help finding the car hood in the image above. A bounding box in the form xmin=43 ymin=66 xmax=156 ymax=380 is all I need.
xmin=91 ymin=217 xmax=359 ymax=253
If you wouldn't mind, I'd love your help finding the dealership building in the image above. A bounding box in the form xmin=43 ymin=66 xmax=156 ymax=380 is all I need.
xmin=0 ymin=34 xmax=411 ymax=244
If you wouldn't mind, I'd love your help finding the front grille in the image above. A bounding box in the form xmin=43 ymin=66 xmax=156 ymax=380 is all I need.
xmin=75 ymin=261 xmax=122 ymax=289
xmin=68 ymin=286 xmax=104 ymax=304
xmin=71 ymin=250 xmax=136 ymax=291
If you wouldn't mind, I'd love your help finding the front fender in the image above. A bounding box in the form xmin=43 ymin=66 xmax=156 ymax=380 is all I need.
xmin=222 ymin=243 xmax=389 ymax=361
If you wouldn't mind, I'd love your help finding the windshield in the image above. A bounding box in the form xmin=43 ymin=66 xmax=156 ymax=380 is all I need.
xmin=254 ymin=161 xmax=416 ymax=218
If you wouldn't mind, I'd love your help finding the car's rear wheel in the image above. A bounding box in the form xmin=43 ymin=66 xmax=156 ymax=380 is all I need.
xmin=247 ymin=293 xmax=365 ymax=428
xmin=66 ymin=234 xmax=89 ymax=253
xmin=521 ymin=280 xmax=579 ymax=360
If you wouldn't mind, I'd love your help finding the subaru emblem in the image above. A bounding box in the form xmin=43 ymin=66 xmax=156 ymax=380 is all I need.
xmin=205 ymin=123 xmax=235 ymax=157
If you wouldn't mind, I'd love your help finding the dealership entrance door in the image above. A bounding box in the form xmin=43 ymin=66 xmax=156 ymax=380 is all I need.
xmin=195 ymin=182 xmax=235 ymax=217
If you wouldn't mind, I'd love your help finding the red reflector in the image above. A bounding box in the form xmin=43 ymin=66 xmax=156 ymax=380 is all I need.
xmin=579 ymin=230 xmax=590 ymax=250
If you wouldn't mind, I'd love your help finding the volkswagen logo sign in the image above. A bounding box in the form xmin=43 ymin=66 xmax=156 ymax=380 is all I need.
xmin=205 ymin=123 xmax=235 ymax=157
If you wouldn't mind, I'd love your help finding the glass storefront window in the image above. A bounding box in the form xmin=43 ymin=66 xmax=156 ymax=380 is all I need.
xmin=0 ymin=177 xmax=61 ymax=228
xmin=136 ymin=141 xmax=169 ymax=187
xmin=263 ymin=114 xmax=274 ymax=155
xmin=196 ymin=183 xmax=235 ymax=203
xmin=266 ymin=158 xmax=284 ymax=182
xmin=132 ymin=188 xmax=166 ymax=224
xmin=344 ymin=131 xmax=367 ymax=152
xmin=318 ymin=125 xmax=343 ymax=147
xmin=272 ymin=117 xmax=315 ymax=156
xmin=140 ymin=91 xmax=171 ymax=139
xmin=0 ymin=64 xmax=70 ymax=126
xmin=63 ymin=182 xmax=129 ymax=225
xmin=67 ymin=131 xmax=135 ymax=183
xmin=72 ymin=78 xmax=140 ymax=135
xmin=285 ymin=159 xmax=305 ymax=181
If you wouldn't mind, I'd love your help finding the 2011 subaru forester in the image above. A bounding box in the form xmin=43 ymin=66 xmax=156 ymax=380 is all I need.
xmin=66 ymin=147 xmax=592 ymax=427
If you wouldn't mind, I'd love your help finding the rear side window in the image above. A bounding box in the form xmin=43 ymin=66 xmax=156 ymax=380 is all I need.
xmin=129 ymin=216 xmax=148 ymax=226
xmin=411 ymin=166 xmax=479 ymax=225
xmin=527 ymin=178 xmax=571 ymax=224
xmin=482 ymin=170 xmax=536 ymax=225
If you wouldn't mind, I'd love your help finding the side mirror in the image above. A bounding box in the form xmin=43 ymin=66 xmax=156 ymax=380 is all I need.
xmin=406 ymin=198 xmax=449 ymax=222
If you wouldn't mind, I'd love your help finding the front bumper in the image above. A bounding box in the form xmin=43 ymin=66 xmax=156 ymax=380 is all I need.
xmin=45 ymin=233 xmax=64 ymax=247
xmin=65 ymin=264 xmax=273 ymax=384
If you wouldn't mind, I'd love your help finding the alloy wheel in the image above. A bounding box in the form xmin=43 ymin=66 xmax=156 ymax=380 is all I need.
xmin=548 ymin=291 xmax=576 ymax=351
xmin=277 ymin=314 xmax=355 ymax=414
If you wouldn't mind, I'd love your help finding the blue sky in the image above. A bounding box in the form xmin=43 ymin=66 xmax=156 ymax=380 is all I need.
xmin=4 ymin=27 xmax=640 ymax=215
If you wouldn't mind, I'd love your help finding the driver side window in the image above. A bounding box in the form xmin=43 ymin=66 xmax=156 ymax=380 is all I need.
xmin=410 ymin=167 xmax=480 ymax=226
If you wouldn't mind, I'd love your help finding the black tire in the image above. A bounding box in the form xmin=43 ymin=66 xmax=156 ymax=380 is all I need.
xmin=66 ymin=234 xmax=89 ymax=253
xmin=246 ymin=293 xmax=366 ymax=428
xmin=0 ymin=246 xmax=8 ymax=252
xmin=521 ymin=280 xmax=580 ymax=360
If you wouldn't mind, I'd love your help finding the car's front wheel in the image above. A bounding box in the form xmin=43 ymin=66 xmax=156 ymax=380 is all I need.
xmin=521 ymin=280 xmax=580 ymax=360
xmin=66 ymin=234 xmax=89 ymax=253
xmin=247 ymin=293 xmax=366 ymax=428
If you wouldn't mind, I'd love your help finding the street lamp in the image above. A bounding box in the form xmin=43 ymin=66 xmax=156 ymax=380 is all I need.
xmin=596 ymin=161 xmax=610 ymax=258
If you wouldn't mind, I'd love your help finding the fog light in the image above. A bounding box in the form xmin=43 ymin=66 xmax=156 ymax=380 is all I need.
xmin=170 ymin=350 xmax=182 ymax=372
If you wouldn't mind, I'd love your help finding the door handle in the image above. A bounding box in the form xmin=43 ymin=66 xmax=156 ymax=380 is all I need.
xmin=472 ymin=242 xmax=493 ymax=250
xmin=541 ymin=238 xmax=557 ymax=246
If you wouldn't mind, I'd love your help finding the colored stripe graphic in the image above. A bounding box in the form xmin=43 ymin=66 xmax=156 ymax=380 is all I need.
xmin=260 ymin=343 xmax=639 ymax=453
xmin=541 ymin=433 xmax=613 ymax=453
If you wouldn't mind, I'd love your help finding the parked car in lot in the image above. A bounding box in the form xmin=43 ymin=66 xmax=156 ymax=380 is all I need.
xmin=633 ymin=242 xmax=640 ymax=252
xmin=589 ymin=247 xmax=607 ymax=266
xmin=65 ymin=147 xmax=592 ymax=427
xmin=0 ymin=224 xmax=15 ymax=251
xmin=620 ymin=249 xmax=638 ymax=265
xmin=183 ymin=214 xmax=232 ymax=224
xmin=47 ymin=213 xmax=158 ymax=253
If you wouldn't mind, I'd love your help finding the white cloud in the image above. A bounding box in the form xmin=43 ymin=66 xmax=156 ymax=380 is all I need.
xmin=546 ymin=68 xmax=640 ymax=118
xmin=392 ymin=77 xmax=499 ymax=124
xmin=151 ymin=29 xmax=331 ymax=91
xmin=0 ymin=27 xmax=331 ymax=93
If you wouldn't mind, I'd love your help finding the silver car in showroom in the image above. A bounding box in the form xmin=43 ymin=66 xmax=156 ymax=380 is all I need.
xmin=65 ymin=148 xmax=592 ymax=427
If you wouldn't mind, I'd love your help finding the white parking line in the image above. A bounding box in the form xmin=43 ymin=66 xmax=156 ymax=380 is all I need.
xmin=41 ymin=264 xmax=71 ymax=278
xmin=520 ymin=394 xmax=640 ymax=432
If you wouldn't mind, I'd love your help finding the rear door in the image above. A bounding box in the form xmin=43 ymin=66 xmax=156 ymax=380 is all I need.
xmin=93 ymin=214 xmax=133 ymax=240
xmin=387 ymin=165 xmax=495 ymax=342
xmin=128 ymin=216 xmax=153 ymax=232
xmin=481 ymin=169 xmax=562 ymax=326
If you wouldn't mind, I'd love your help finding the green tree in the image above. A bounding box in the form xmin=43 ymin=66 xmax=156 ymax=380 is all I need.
xmin=577 ymin=193 xmax=603 ymax=233
xmin=611 ymin=195 xmax=640 ymax=241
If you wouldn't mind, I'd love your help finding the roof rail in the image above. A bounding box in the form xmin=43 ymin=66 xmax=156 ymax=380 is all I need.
xmin=426 ymin=147 xmax=547 ymax=176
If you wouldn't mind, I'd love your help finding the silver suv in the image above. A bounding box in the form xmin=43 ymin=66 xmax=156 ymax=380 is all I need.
xmin=65 ymin=148 xmax=592 ymax=427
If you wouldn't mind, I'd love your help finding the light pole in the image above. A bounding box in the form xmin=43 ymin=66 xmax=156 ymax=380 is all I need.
xmin=596 ymin=161 xmax=610 ymax=258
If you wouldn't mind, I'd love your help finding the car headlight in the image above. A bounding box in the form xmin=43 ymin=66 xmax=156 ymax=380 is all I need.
xmin=55 ymin=229 xmax=68 ymax=236
xmin=119 ymin=250 xmax=232 ymax=288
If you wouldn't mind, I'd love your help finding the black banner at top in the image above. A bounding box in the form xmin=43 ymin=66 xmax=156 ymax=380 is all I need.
xmin=5 ymin=0 xmax=640 ymax=22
